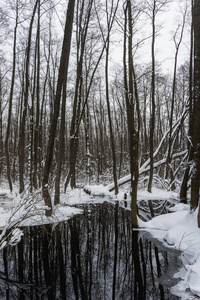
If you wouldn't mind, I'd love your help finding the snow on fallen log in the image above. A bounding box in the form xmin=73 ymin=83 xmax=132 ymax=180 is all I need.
xmin=84 ymin=184 xmax=111 ymax=197
xmin=107 ymin=149 xmax=188 ymax=192
xmin=107 ymin=108 xmax=188 ymax=192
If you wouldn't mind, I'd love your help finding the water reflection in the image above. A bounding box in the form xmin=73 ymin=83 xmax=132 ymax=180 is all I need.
xmin=0 ymin=202 xmax=181 ymax=299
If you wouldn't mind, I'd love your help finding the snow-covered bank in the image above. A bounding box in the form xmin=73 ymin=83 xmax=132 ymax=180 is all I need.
xmin=0 ymin=189 xmax=83 ymax=229
xmin=138 ymin=209 xmax=189 ymax=231
xmin=139 ymin=203 xmax=200 ymax=299
xmin=0 ymin=188 xmax=84 ymax=250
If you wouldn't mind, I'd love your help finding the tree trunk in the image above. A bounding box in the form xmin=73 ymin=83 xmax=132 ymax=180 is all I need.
xmin=104 ymin=0 xmax=118 ymax=195
xmin=5 ymin=11 xmax=18 ymax=192
xmin=180 ymin=2 xmax=194 ymax=203
xmin=191 ymin=0 xmax=200 ymax=220
xmin=0 ymin=74 xmax=3 ymax=180
xmin=30 ymin=39 xmax=37 ymax=192
xmin=38 ymin=25 xmax=51 ymax=188
xmin=148 ymin=0 xmax=156 ymax=193
xmin=123 ymin=0 xmax=139 ymax=227
xmin=19 ymin=0 xmax=38 ymax=194
xmin=66 ymin=0 xmax=93 ymax=189
xmin=54 ymin=68 xmax=68 ymax=205
xmin=33 ymin=0 xmax=41 ymax=190
xmin=167 ymin=8 xmax=186 ymax=191
xmin=42 ymin=0 xmax=75 ymax=215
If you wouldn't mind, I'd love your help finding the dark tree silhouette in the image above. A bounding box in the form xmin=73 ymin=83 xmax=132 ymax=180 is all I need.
xmin=191 ymin=0 xmax=200 ymax=225
xmin=42 ymin=0 xmax=75 ymax=215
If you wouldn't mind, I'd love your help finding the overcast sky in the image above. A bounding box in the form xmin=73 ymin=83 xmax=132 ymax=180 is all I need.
xmin=109 ymin=0 xmax=191 ymax=75
xmin=0 ymin=0 xmax=191 ymax=76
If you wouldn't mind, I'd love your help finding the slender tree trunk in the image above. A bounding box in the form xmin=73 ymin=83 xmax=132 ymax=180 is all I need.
xmin=38 ymin=25 xmax=51 ymax=188
xmin=191 ymin=0 xmax=200 ymax=220
xmin=54 ymin=68 xmax=68 ymax=205
xmin=19 ymin=0 xmax=38 ymax=194
xmin=148 ymin=0 xmax=156 ymax=193
xmin=124 ymin=0 xmax=139 ymax=227
xmin=167 ymin=8 xmax=186 ymax=191
xmin=66 ymin=0 xmax=93 ymax=189
xmin=30 ymin=41 xmax=37 ymax=192
xmin=84 ymin=103 xmax=90 ymax=185
xmin=180 ymin=1 xmax=194 ymax=203
xmin=42 ymin=0 xmax=75 ymax=215
xmin=104 ymin=1 xmax=118 ymax=195
xmin=33 ymin=0 xmax=40 ymax=190
xmin=5 ymin=12 xmax=18 ymax=192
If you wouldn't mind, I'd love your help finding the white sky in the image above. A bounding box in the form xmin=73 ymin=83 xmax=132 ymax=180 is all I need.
xmin=0 ymin=0 xmax=190 ymax=78
xmin=110 ymin=0 xmax=191 ymax=75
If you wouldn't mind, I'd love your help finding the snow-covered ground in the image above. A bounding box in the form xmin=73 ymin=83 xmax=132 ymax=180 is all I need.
xmin=137 ymin=203 xmax=200 ymax=299
xmin=0 ymin=184 xmax=200 ymax=299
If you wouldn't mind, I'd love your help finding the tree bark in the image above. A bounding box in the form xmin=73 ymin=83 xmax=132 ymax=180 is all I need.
xmin=33 ymin=0 xmax=41 ymax=190
xmin=19 ymin=0 xmax=38 ymax=194
xmin=148 ymin=0 xmax=156 ymax=193
xmin=5 ymin=11 xmax=18 ymax=192
xmin=123 ymin=0 xmax=139 ymax=227
xmin=66 ymin=0 xmax=93 ymax=189
xmin=180 ymin=1 xmax=194 ymax=203
xmin=54 ymin=65 xmax=67 ymax=205
xmin=191 ymin=0 xmax=200 ymax=221
xmin=42 ymin=0 xmax=75 ymax=215
xmin=0 ymin=74 xmax=3 ymax=180
xmin=167 ymin=7 xmax=186 ymax=191
xmin=104 ymin=0 xmax=119 ymax=195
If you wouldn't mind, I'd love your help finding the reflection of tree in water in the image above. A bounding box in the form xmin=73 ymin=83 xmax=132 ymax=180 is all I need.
xmin=0 ymin=203 xmax=180 ymax=299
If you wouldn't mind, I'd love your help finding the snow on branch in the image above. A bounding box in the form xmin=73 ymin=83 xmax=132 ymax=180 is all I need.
xmin=107 ymin=106 xmax=188 ymax=192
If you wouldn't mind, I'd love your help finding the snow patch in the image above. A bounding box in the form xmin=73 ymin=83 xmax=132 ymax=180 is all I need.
xmin=138 ymin=210 xmax=188 ymax=231
xmin=19 ymin=205 xmax=83 ymax=227
xmin=84 ymin=184 xmax=111 ymax=197
xmin=168 ymin=203 xmax=189 ymax=212
xmin=185 ymin=255 xmax=200 ymax=297
xmin=140 ymin=203 xmax=200 ymax=298
xmin=138 ymin=187 xmax=178 ymax=201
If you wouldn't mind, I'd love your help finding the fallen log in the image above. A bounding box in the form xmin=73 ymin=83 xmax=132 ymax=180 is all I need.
xmin=107 ymin=150 xmax=187 ymax=192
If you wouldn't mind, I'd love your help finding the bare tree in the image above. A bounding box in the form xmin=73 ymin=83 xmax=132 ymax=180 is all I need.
xmin=180 ymin=1 xmax=194 ymax=203
xmin=123 ymin=0 xmax=139 ymax=227
xmin=42 ymin=0 xmax=75 ymax=215
xmin=32 ymin=0 xmax=41 ymax=190
xmin=191 ymin=0 xmax=200 ymax=222
xmin=166 ymin=2 xmax=187 ymax=191
xmin=5 ymin=0 xmax=21 ymax=192
xmin=54 ymin=1 xmax=74 ymax=205
xmin=97 ymin=0 xmax=120 ymax=195
xmin=19 ymin=0 xmax=39 ymax=194
xmin=64 ymin=0 xmax=94 ymax=189
xmin=145 ymin=0 xmax=168 ymax=193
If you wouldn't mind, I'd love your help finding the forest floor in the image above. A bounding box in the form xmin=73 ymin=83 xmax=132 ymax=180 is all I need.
xmin=0 ymin=183 xmax=199 ymax=299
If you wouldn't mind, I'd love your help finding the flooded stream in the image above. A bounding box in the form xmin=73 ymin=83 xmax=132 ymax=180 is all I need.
xmin=0 ymin=202 xmax=181 ymax=299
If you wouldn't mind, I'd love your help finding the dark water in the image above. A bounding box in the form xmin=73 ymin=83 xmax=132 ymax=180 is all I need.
xmin=0 ymin=202 xmax=181 ymax=300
